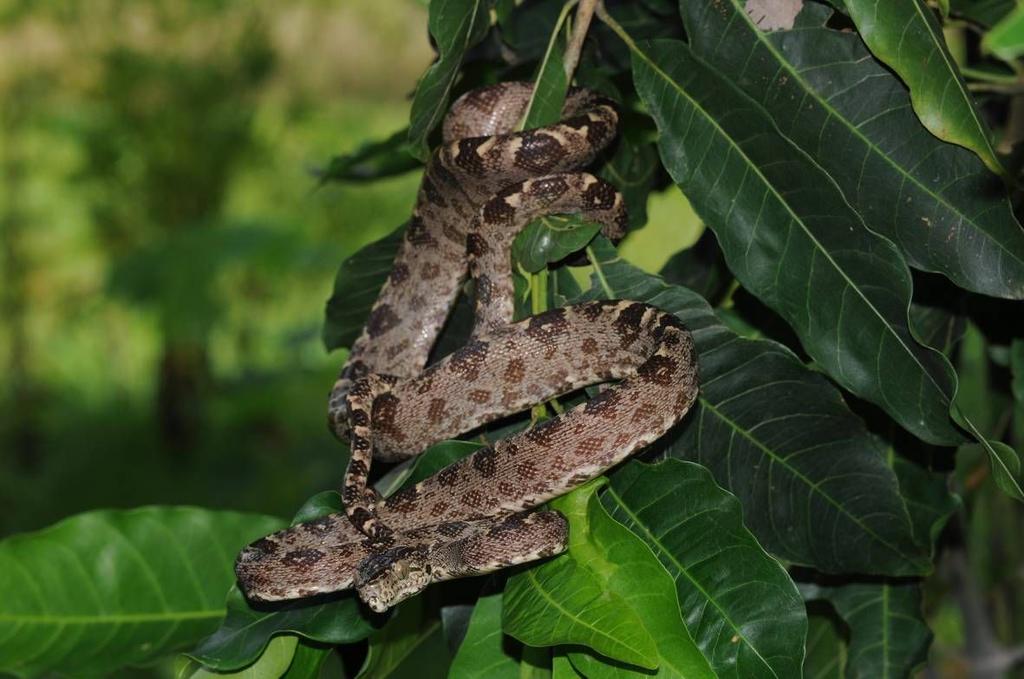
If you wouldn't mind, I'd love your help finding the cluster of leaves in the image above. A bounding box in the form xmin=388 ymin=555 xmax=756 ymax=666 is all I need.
xmin=1 ymin=0 xmax=1024 ymax=677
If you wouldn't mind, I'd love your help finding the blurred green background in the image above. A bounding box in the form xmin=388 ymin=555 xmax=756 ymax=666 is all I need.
xmin=0 ymin=0 xmax=700 ymax=539
xmin=0 ymin=0 xmax=437 ymax=535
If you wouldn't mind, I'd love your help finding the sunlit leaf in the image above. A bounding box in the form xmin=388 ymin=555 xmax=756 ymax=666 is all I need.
xmin=190 ymin=635 xmax=297 ymax=679
xmin=602 ymin=460 xmax=807 ymax=678
xmin=503 ymin=479 xmax=713 ymax=676
xmin=281 ymin=640 xmax=331 ymax=679
xmin=0 ymin=507 xmax=281 ymax=678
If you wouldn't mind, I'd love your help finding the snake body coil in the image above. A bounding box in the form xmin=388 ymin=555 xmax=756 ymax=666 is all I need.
xmin=236 ymin=83 xmax=699 ymax=612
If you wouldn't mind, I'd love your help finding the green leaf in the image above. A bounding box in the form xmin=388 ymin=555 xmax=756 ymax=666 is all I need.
xmin=985 ymin=4 xmax=1024 ymax=60
xmin=357 ymin=596 xmax=450 ymax=678
xmin=910 ymin=302 xmax=966 ymax=357
xmin=602 ymin=461 xmax=805 ymax=678
xmin=804 ymin=582 xmax=932 ymax=679
xmin=578 ymin=237 xmax=929 ymax=575
xmin=519 ymin=0 xmax=573 ymax=130
xmin=951 ymin=0 xmax=1015 ymax=27
xmin=512 ymin=216 xmax=603 ymax=274
xmin=318 ymin=129 xmax=421 ymax=184
xmin=803 ymin=613 xmax=845 ymax=679
xmin=281 ymin=640 xmax=331 ymax=679
xmin=190 ymin=494 xmax=377 ymax=671
xmin=190 ymin=635 xmax=298 ymax=679
xmin=407 ymin=0 xmax=492 ymax=161
xmin=889 ymin=451 xmax=959 ymax=555
xmin=323 ymin=224 xmax=404 ymax=351
xmin=376 ymin=440 xmax=483 ymax=497
xmin=677 ymin=0 xmax=1024 ymax=300
xmin=842 ymin=0 xmax=1003 ymax=174
xmin=624 ymin=35 xmax=964 ymax=446
xmin=658 ymin=230 xmax=731 ymax=304
xmin=449 ymin=590 xmax=526 ymax=678
xmin=961 ymin=439 xmax=1024 ymax=500
xmin=504 ymin=480 xmax=714 ymax=676
xmin=0 ymin=507 xmax=281 ymax=678
xmin=598 ymin=127 xmax=660 ymax=229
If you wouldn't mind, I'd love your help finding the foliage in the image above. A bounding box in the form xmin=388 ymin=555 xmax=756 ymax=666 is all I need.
xmin=1 ymin=0 xmax=1024 ymax=677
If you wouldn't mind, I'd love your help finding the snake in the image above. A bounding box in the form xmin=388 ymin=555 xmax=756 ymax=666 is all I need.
xmin=235 ymin=82 xmax=699 ymax=613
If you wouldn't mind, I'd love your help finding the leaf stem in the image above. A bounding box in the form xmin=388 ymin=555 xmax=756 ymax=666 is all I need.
xmin=563 ymin=0 xmax=598 ymax=80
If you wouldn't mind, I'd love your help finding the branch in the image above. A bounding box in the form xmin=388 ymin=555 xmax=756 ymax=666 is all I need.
xmin=563 ymin=0 xmax=597 ymax=81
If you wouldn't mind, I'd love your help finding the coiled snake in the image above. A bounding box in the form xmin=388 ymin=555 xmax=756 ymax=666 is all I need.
xmin=235 ymin=83 xmax=699 ymax=613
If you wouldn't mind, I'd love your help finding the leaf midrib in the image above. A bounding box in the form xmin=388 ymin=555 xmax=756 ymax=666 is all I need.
xmin=699 ymin=396 xmax=921 ymax=568
xmin=722 ymin=0 xmax=1024 ymax=268
xmin=624 ymin=33 xmax=954 ymax=413
xmin=602 ymin=484 xmax=780 ymax=679
xmin=519 ymin=568 xmax=652 ymax=668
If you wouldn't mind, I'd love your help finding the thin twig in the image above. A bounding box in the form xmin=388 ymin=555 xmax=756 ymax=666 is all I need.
xmin=563 ymin=0 xmax=598 ymax=81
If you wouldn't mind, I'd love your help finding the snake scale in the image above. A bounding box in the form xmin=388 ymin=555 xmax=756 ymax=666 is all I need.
xmin=236 ymin=83 xmax=699 ymax=613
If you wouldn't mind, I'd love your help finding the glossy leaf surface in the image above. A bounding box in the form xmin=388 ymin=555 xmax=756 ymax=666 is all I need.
xmin=627 ymin=35 xmax=963 ymax=446
xmin=677 ymin=0 xmax=1024 ymax=300
xmin=0 ymin=507 xmax=281 ymax=677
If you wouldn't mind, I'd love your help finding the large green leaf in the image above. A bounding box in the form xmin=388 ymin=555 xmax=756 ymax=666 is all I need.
xmin=407 ymin=0 xmax=492 ymax=161
xmin=623 ymin=35 xmax=964 ymax=447
xmin=603 ymin=460 xmax=807 ymax=679
xmin=190 ymin=635 xmax=298 ymax=679
xmin=0 ymin=507 xmax=281 ymax=678
xmin=840 ymin=0 xmax=1002 ymax=173
xmin=578 ymin=238 xmax=928 ymax=575
xmin=676 ymin=0 xmax=1024 ymax=300
xmin=803 ymin=582 xmax=932 ymax=679
xmin=190 ymin=493 xmax=377 ymax=671
xmin=357 ymin=596 xmax=450 ymax=678
xmin=449 ymin=590 xmax=547 ymax=678
xmin=503 ymin=480 xmax=714 ymax=677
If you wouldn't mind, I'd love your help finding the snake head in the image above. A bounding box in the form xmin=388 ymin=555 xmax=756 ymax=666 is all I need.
xmin=355 ymin=546 xmax=432 ymax=613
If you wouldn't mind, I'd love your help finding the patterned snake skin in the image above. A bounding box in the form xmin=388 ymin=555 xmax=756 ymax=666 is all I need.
xmin=235 ymin=83 xmax=699 ymax=613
